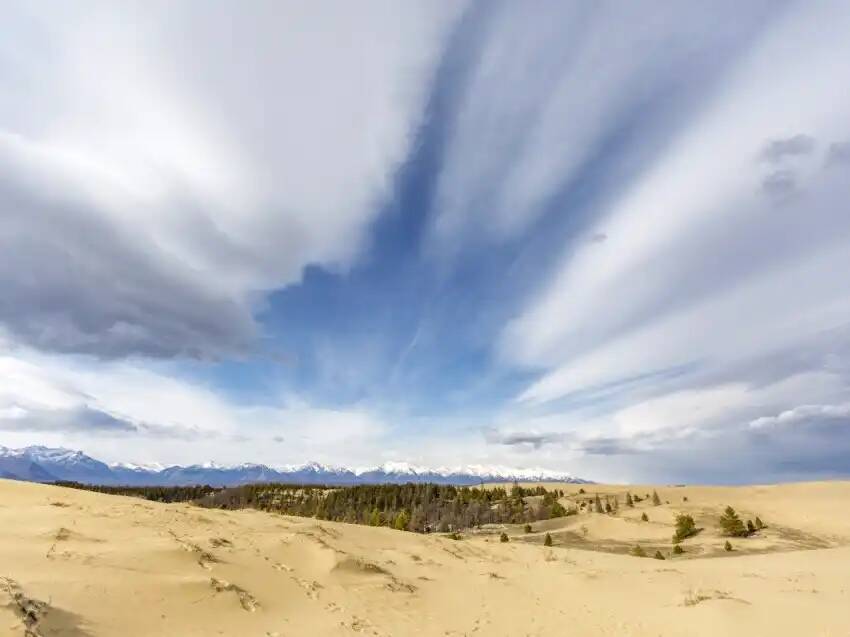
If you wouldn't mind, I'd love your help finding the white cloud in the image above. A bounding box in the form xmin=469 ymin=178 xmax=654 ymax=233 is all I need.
xmin=749 ymin=403 xmax=850 ymax=430
xmin=429 ymin=1 xmax=776 ymax=249
xmin=0 ymin=1 xmax=460 ymax=357
xmin=0 ymin=345 xmax=387 ymax=467
xmin=502 ymin=1 xmax=850 ymax=406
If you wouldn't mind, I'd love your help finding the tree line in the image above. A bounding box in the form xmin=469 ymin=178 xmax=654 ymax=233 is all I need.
xmin=195 ymin=482 xmax=577 ymax=532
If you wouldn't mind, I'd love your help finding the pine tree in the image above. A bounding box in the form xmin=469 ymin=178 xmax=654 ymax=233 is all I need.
xmin=724 ymin=540 xmax=733 ymax=551
xmin=641 ymin=512 xmax=649 ymax=522
xmin=719 ymin=506 xmax=747 ymax=537
xmin=393 ymin=510 xmax=410 ymax=531
xmin=672 ymin=514 xmax=698 ymax=543
xmin=369 ymin=508 xmax=381 ymax=527
xmin=544 ymin=533 xmax=553 ymax=547
xmin=651 ymin=490 xmax=661 ymax=506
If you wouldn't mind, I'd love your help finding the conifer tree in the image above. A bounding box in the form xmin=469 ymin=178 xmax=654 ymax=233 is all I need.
xmin=724 ymin=540 xmax=733 ymax=551
xmin=393 ymin=510 xmax=410 ymax=531
xmin=651 ymin=490 xmax=661 ymax=506
xmin=594 ymin=494 xmax=604 ymax=514
xmin=544 ymin=533 xmax=553 ymax=547
xmin=672 ymin=514 xmax=698 ymax=543
xmin=641 ymin=512 xmax=649 ymax=522
xmin=719 ymin=506 xmax=747 ymax=537
xmin=369 ymin=508 xmax=381 ymax=527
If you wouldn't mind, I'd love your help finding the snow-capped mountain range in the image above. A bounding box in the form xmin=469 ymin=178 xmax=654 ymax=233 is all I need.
xmin=0 ymin=446 xmax=589 ymax=487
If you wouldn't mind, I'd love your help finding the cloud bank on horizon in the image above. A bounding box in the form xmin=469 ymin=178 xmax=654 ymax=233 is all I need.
xmin=1 ymin=0 xmax=849 ymax=483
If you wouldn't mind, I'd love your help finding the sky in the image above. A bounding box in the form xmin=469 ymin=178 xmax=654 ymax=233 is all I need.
xmin=1 ymin=0 xmax=850 ymax=483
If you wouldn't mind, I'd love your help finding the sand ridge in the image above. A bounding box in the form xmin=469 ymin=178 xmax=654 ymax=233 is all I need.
xmin=2 ymin=479 xmax=849 ymax=636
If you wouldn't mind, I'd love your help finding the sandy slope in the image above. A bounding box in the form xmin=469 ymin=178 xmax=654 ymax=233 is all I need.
xmin=1 ymin=479 xmax=849 ymax=636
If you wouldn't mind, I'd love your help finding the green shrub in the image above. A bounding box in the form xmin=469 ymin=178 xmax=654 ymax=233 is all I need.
xmin=651 ymin=491 xmax=661 ymax=506
xmin=524 ymin=524 xmax=532 ymax=533
xmin=625 ymin=492 xmax=634 ymax=507
xmin=724 ymin=540 xmax=733 ymax=552
xmin=544 ymin=533 xmax=553 ymax=547
xmin=641 ymin=512 xmax=649 ymax=522
xmin=550 ymin=501 xmax=567 ymax=518
xmin=672 ymin=514 xmax=699 ymax=543
xmin=653 ymin=550 xmax=665 ymax=560
xmin=500 ymin=532 xmax=509 ymax=543
xmin=631 ymin=545 xmax=646 ymax=558
xmin=746 ymin=519 xmax=756 ymax=534
xmin=719 ymin=506 xmax=747 ymax=537
xmin=673 ymin=544 xmax=684 ymax=555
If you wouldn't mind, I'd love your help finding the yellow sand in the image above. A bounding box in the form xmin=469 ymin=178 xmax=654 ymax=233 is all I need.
xmin=2 ymin=479 xmax=849 ymax=636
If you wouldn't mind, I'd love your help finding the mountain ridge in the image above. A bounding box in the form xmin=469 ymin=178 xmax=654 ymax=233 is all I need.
xmin=0 ymin=445 xmax=590 ymax=487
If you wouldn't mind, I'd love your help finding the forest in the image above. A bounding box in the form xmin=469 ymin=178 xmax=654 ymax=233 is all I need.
xmin=55 ymin=481 xmax=578 ymax=532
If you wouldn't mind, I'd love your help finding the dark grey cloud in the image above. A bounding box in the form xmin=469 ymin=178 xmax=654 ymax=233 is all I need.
xmin=485 ymin=428 xmax=567 ymax=449
xmin=0 ymin=405 xmax=136 ymax=434
xmin=0 ymin=148 xmax=258 ymax=359
xmin=760 ymin=134 xmax=816 ymax=163
xmin=0 ymin=404 xmax=207 ymax=440
xmin=574 ymin=403 xmax=850 ymax=483
xmin=826 ymin=141 xmax=850 ymax=167
xmin=760 ymin=169 xmax=797 ymax=199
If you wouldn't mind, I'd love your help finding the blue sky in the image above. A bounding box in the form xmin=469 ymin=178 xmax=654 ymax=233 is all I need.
xmin=1 ymin=0 xmax=850 ymax=482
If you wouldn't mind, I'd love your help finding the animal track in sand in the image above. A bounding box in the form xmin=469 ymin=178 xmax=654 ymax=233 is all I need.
xmin=2 ymin=576 xmax=48 ymax=636
xmin=292 ymin=576 xmax=323 ymax=600
xmin=209 ymin=537 xmax=233 ymax=548
xmin=209 ymin=577 xmax=259 ymax=612
xmin=168 ymin=530 xmax=219 ymax=570
xmin=1 ymin=576 xmax=89 ymax=637
xmin=681 ymin=588 xmax=749 ymax=607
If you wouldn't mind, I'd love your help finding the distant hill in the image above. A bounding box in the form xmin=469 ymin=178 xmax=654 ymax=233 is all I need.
xmin=0 ymin=445 xmax=589 ymax=487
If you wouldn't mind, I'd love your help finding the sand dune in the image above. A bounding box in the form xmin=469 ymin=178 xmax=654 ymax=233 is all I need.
xmin=2 ymin=479 xmax=849 ymax=636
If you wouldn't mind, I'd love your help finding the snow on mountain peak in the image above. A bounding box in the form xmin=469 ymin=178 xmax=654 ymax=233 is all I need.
xmin=1 ymin=446 xmax=588 ymax=486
